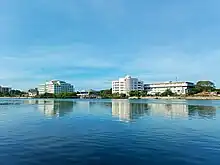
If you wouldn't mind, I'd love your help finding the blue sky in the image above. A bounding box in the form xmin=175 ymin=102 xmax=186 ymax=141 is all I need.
xmin=0 ymin=0 xmax=220 ymax=90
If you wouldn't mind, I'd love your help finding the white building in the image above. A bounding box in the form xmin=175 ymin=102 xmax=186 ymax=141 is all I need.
xmin=38 ymin=80 xmax=74 ymax=95
xmin=112 ymin=75 xmax=144 ymax=95
xmin=28 ymin=88 xmax=38 ymax=97
xmin=0 ymin=86 xmax=11 ymax=93
xmin=144 ymin=81 xmax=194 ymax=95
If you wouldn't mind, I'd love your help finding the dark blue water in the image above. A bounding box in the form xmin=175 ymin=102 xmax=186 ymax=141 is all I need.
xmin=0 ymin=99 xmax=220 ymax=165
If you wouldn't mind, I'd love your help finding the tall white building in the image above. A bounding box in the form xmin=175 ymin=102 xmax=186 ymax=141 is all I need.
xmin=112 ymin=75 xmax=144 ymax=95
xmin=0 ymin=86 xmax=11 ymax=93
xmin=38 ymin=80 xmax=74 ymax=95
xmin=144 ymin=81 xmax=194 ymax=95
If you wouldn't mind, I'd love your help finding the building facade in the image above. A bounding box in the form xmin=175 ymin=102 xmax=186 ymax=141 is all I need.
xmin=144 ymin=81 xmax=194 ymax=95
xmin=0 ymin=86 xmax=11 ymax=93
xmin=28 ymin=88 xmax=38 ymax=97
xmin=38 ymin=80 xmax=74 ymax=95
xmin=112 ymin=75 xmax=144 ymax=95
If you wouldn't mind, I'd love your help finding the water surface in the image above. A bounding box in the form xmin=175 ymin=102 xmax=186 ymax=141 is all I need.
xmin=0 ymin=99 xmax=220 ymax=165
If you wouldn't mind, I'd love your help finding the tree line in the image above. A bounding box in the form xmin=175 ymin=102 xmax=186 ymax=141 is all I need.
xmin=188 ymin=80 xmax=218 ymax=95
xmin=1 ymin=80 xmax=219 ymax=98
xmin=0 ymin=90 xmax=27 ymax=97
xmin=35 ymin=92 xmax=78 ymax=98
xmin=32 ymin=80 xmax=220 ymax=99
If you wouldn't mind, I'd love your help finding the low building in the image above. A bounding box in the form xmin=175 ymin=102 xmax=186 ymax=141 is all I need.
xmin=38 ymin=80 xmax=74 ymax=95
xmin=0 ymin=86 xmax=11 ymax=93
xmin=77 ymin=90 xmax=99 ymax=99
xmin=112 ymin=75 xmax=144 ymax=95
xmin=144 ymin=81 xmax=194 ymax=95
xmin=28 ymin=88 xmax=38 ymax=97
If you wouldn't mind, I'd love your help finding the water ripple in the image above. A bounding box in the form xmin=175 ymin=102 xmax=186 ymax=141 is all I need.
xmin=0 ymin=99 xmax=220 ymax=165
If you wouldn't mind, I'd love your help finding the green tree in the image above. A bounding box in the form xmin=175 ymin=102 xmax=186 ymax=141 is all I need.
xmin=140 ymin=91 xmax=148 ymax=97
xmin=155 ymin=92 xmax=161 ymax=96
xmin=196 ymin=81 xmax=215 ymax=92
xmin=129 ymin=91 xmax=141 ymax=97
xmin=99 ymin=88 xmax=112 ymax=98
xmin=187 ymin=87 xmax=202 ymax=95
xmin=161 ymin=89 xmax=174 ymax=96
xmin=39 ymin=93 xmax=54 ymax=98
xmin=215 ymin=89 xmax=220 ymax=94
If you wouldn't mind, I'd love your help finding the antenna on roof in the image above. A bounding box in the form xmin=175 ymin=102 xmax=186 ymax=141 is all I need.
xmin=176 ymin=76 xmax=178 ymax=82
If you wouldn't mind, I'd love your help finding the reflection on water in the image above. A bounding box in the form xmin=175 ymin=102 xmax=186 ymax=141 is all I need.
xmin=0 ymin=99 xmax=22 ymax=105
xmin=188 ymin=105 xmax=216 ymax=119
xmin=111 ymin=100 xmax=217 ymax=122
xmin=147 ymin=103 xmax=188 ymax=118
xmin=112 ymin=100 xmax=149 ymax=122
xmin=1 ymin=99 xmax=220 ymax=165
xmin=38 ymin=100 xmax=75 ymax=117
xmin=23 ymin=100 xmax=75 ymax=117
xmin=22 ymin=99 xmax=217 ymax=120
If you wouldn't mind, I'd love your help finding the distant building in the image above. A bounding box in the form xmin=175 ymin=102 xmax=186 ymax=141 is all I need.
xmin=144 ymin=81 xmax=194 ymax=95
xmin=77 ymin=90 xmax=98 ymax=99
xmin=77 ymin=91 xmax=90 ymax=98
xmin=28 ymin=88 xmax=38 ymax=97
xmin=112 ymin=75 xmax=144 ymax=95
xmin=0 ymin=86 xmax=11 ymax=93
xmin=38 ymin=80 xmax=74 ymax=95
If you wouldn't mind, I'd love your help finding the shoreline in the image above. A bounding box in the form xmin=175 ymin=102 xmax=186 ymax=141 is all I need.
xmin=137 ymin=96 xmax=220 ymax=100
xmin=0 ymin=96 xmax=220 ymax=100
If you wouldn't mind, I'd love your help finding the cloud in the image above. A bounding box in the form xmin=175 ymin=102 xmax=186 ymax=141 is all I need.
xmin=120 ymin=46 xmax=220 ymax=85
xmin=0 ymin=43 xmax=122 ymax=90
xmin=1 ymin=43 xmax=220 ymax=90
xmin=1 ymin=0 xmax=220 ymax=90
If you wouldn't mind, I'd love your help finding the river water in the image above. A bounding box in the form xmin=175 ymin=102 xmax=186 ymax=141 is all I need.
xmin=0 ymin=99 xmax=220 ymax=165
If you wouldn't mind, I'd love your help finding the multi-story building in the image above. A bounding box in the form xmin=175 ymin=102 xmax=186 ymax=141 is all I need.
xmin=144 ymin=81 xmax=194 ymax=95
xmin=0 ymin=86 xmax=11 ymax=93
xmin=112 ymin=75 xmax=144 ymax=95
xmin=38 ymin=80 xmax=74 ymax=95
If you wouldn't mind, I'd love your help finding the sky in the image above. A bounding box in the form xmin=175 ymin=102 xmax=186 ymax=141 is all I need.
xmin=0 ymin=0 xmax=220 ymax=90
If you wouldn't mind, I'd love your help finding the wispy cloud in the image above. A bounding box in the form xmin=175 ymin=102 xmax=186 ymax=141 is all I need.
xmin=1 ymin=0 xmax=220 ymax=90
xmin=121 ymin=46 xmax=220 ymax=84
xmin=0 ymin=43 xmax=121 ymax=89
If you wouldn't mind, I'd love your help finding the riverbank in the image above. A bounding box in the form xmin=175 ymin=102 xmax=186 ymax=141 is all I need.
xmin=132 ymin=96 xmax=220 ymax=100
xmin=0 ymin=97 xmax=29 ymax=99
xmin=1 ymin=96 xmax=220 ymax=100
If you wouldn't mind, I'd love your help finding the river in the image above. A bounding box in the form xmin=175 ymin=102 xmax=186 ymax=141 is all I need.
xmin=0 ymin=99 xmax=220 ymax=165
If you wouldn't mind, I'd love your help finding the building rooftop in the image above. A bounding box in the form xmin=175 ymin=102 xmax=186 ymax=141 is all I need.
xmin=145 ymin=81 xmax=194 ymax=85
xmin=125 ymin=75 xmax=131 ymax=79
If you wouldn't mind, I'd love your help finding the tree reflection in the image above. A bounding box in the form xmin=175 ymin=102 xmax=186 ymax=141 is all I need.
xmin=37 ymin=100 xmax=75 ymax=117
xmin=22 ymin=99 xmax=217 ymax=120
xmin=188 ymin=105 xmax=216 ymax=119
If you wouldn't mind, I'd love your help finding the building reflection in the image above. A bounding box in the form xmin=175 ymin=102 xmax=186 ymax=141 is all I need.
xmin=23 ymin=99 xmax=217 ymax=119
xmin=147 ymin=103 xmax=189 ymax=118
xmin=111 ymin=100 xmax=217 ymax=121
xmin=37 ymin=100 xmax=75 ymax=117
xmin=188 ymin=105 xmax=216 ymax=119
xmin=23 ymin=99 xmax=39 ymax=105
xmin=112 ymin=100 xmax=149 ymax=122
